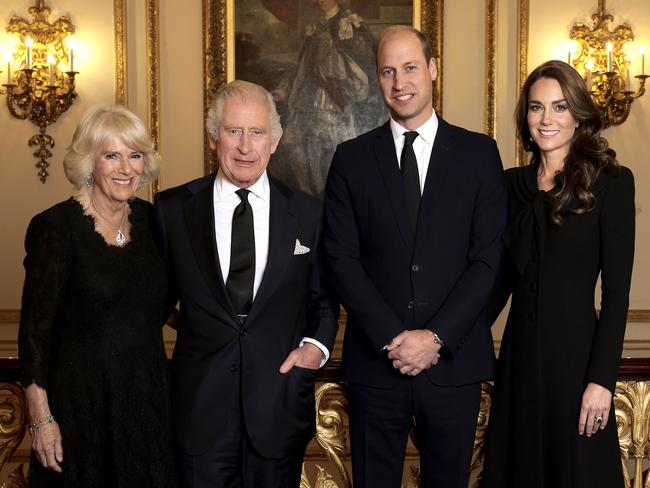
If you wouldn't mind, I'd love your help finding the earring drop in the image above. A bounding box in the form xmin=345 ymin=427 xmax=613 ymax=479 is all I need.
xmin=84 ymin=173 xmax=94 ymax=188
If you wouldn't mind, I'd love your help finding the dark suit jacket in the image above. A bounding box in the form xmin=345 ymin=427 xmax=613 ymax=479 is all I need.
xmin=324 ymin=118 xmax=507 ymax=388
xmin=153 ymin=173 xmax=338 ymax=458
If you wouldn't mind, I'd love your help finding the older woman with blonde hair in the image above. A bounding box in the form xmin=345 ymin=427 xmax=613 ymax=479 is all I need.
xmin=19 ymin=105 xmax=176 ymax=486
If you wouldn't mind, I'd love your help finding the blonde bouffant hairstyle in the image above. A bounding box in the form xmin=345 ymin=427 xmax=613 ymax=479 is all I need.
xmin=63 ymin=105 xmax=160 ymax=193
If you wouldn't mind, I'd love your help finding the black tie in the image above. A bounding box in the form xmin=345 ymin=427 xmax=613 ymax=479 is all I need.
xmin=401 ymin=131 xmax=421 ymax=230
xmin=226 ymin=189 xmax=255 ymax=319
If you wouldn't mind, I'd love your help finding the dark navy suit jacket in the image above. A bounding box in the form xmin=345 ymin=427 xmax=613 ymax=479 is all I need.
xmin=324 ymin=118 xmax=507 ymax=388
xmin=154 ymin=173 xmax=338 ymax=457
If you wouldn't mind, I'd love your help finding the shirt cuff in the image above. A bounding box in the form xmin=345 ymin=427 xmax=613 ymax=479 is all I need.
xmin=299 ymin=337 xmax=330 ymax=368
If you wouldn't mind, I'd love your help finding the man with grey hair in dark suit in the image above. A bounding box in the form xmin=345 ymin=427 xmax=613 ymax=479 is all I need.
xmin=154 ymin=80 xmax=338 ymax=488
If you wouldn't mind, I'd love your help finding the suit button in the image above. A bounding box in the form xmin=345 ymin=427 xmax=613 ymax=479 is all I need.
xmin=407 ymin=301 xmax=414 ymax=309
xmin=411 ymin=264 xmax=420 ymax=272
xmin=529 ymin=282 xmax=537 ymax=292
xmin=240 ymin=329 xmax=247 ymax=336
xmin=229 ymin=364 xmax=239 ymax=372
xmin=528 ymin=312 xmax=536 ymax=321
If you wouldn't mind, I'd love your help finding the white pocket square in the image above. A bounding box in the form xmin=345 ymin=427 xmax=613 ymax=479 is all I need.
xmin=294 ymin=239 xmax=310 ymax=255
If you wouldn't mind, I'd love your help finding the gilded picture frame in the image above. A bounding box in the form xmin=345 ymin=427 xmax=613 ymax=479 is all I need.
xmin=202 ymin=0 xmax=444 ymax=191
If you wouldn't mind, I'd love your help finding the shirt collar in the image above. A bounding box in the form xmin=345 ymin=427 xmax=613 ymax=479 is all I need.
xmin=389 ymin=110 xmax=439 ymax=146
xmin=214 ymin=169 xmax=270 ymax=201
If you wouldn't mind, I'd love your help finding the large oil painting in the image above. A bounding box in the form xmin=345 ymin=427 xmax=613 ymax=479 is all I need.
xmin=204 ymin=0 xmax=443 ymax=196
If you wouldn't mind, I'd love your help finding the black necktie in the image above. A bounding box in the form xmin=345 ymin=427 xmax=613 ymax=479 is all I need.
xmin=401 ymin=131 xmax=421 ymax=230
xmin=226 ymin=189 xmax=255 ymax=319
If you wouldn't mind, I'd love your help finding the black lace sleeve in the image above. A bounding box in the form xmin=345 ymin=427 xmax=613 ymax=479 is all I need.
xmin=18 ymin=211 xmax=72 ymax=388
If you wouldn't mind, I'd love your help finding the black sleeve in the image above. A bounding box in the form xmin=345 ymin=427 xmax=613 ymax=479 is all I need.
xmin=18 ymin=214 xmax=71 ymax=388
xmin=586 ymin=168 xmax=635 ymax=393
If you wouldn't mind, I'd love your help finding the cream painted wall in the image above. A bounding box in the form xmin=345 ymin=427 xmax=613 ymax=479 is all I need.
xmin=0 ymin=0 xmax=648 ymax=355
xmin=443 ymin=0 xmax=486 ymax=132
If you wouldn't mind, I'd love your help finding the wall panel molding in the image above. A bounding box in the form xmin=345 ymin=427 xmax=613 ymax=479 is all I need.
xmin=114 ymin=0 xmax=128 ymax=106
xmin=516 ymin=0 xmax=529 ymax=166
xmin=146 ymin=0 xmax=161 ymax=198
xmin=484 ymin=0 xmax=497 ymax=138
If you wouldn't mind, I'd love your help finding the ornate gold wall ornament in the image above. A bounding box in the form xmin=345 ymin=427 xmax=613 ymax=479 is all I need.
xmin=568 ymin=0 xmax=647 ymax=128
xmin=1 ymin=0 xmax=77 ymax=183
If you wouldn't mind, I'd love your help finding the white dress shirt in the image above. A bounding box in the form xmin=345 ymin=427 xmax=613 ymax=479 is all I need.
xmin=390 ymin=110 xmax=439 ymax=194
xmin=213 ymin=170 xmax=329 ymax=366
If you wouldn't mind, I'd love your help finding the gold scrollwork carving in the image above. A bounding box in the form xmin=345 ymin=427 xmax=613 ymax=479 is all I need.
xmin=614 ymin=381 xmax=650 ymax=488
xmin=0 ymin=383 xmax=26 ymax=470
xmin=469 ymin=382 xmax=493 ymax=488
xmin=312 ymin=382 xmax=350 ymax=488
xmin=0 ymin=464 xmax=27 ymax=488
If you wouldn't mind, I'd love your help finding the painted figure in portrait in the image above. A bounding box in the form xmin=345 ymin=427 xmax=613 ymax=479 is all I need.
xmin=236 ymin=0 xmax=410 ymax=195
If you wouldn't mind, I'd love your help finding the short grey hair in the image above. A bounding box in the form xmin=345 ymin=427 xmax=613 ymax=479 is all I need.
xmin=206 ymin=80 xmax=282 ymax=143
xmin=63 ymin=105 xmax=160 ymax=193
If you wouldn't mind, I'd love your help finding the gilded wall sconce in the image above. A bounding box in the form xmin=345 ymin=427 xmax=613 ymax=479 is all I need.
xmin=1 ymin=0 xmax=78 ymax=183
xmin=568 ymin=0 xmax=647 ymax=128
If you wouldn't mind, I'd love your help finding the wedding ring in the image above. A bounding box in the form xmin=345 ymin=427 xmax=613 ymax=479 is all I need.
xmin=595 ymin=416 xmax=603 ymax=424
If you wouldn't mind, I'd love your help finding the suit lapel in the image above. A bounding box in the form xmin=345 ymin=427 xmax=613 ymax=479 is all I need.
xmin=245 ymin=180 xmax=296 ymax=325
xmin=374 ymin=122 xmax=414 ymax=248
xmin=182 ymin=177 xmax=237 ymax=326
xmin=418 ymin=117 xmax=455 ymax=234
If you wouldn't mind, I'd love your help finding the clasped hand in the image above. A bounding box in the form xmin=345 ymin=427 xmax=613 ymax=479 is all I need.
xmin=386 ymin=329 xmax=441 ymax=376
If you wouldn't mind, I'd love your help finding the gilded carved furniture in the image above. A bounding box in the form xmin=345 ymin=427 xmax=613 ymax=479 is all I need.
xmin=1 ymin=358 xmax=650 ymax=487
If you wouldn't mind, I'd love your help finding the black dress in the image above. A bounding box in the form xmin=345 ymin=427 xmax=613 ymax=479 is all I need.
xmin=482 ymin=164 xmax=635 ymax=488
xmin=19 ymin=198 xmax=176 ymax=487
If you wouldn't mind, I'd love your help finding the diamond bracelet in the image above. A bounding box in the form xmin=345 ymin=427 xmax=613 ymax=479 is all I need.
xmin=29 ymin=414 xmax=56 ymax=434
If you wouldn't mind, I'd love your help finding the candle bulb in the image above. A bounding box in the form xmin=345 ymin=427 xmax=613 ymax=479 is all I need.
xmin=67 ymin=39 xmax=75 ymax=72
xmin=606 ymin=42 xmax=613 ymax=72
xmin=4 ymin=54 xmax=11 ymax=84
xmin=25 ymin=37 xmax=33 ymax=70
xmin=47 ymin=54 xmax=55 ymax=85
xmin=568 ymin=51 xmax=572 ymax=65
xmin=586 ymin=59 xmax=594 ymax=89
xmin=640 ymin=46 xmax=647 ymax=76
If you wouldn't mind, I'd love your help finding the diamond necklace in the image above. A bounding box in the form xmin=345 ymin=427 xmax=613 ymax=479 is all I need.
xmin=90 ymin=196 xmax=128 ymax=247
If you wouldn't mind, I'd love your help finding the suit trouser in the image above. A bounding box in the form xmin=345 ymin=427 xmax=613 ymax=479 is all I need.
xmin=347 ymin=374 xmax=481 ymax=488
xmin=177 ymin=374 xmax=306 ymax=488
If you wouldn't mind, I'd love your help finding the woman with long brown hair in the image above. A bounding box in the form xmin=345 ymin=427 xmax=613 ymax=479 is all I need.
xmin=482 ymin=60 xmax=635 ymax=487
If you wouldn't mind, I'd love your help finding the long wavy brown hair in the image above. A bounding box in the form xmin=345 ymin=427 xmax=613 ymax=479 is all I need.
xmin=515 ymin=60 xmax=620 ymax=225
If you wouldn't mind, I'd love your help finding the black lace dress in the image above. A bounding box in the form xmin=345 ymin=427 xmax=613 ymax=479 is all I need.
xmin=19 ymin=198 xmax=176 ymax=487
